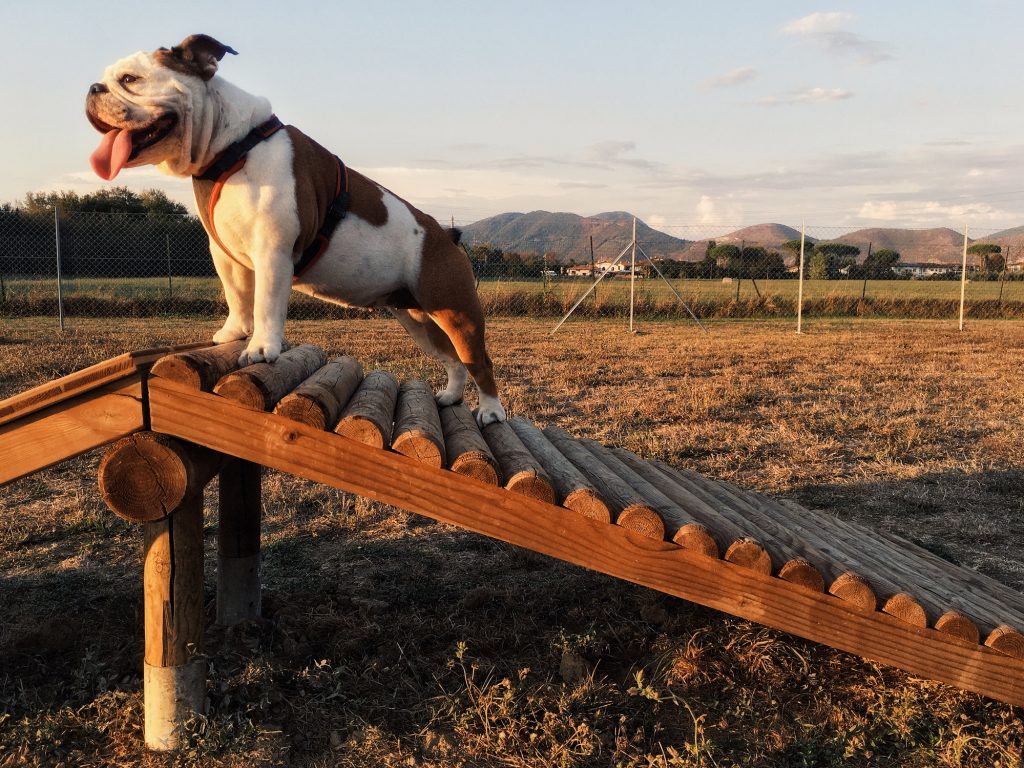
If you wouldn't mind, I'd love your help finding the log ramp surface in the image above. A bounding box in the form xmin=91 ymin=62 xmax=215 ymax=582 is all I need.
xmin=2 ymin=341 xmax=1023 ymax=747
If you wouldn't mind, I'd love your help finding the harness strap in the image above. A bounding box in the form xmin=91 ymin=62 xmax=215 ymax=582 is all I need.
xmin=293 ymin=156 xmax=350 ymax=280
xmin=193 ymin=115 xmax=351 ymax=279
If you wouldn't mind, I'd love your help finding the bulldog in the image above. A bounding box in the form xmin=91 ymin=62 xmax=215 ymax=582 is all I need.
xmin=85 ymin=34 xmax=505 ymax=426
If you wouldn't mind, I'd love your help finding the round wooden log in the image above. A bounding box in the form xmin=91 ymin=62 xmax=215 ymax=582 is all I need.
xmin=391 ymin=379 xmax=446 ymax=468
xmin=508 ymin=418 xmax=611 ymax=522
xmin=440 ymin=403 xmax=500 ymax=485
xmin=580 ymin=440 xmax=716 ymax=557
xmin=144 ymin=494 xmax=205 ymax=751
xmin=99 ymin=432 xmax=224 ymax=523
xmin=774 ymin=498 xmax=1007 ymax=640
xmin=934 ymin=610 xmax=981 ymax=644
xmin=334 ymin=370 xmax=399 ymax=448
xmin=482 ymin=420 xmax=555 ymax=503
xmin=542 ymin=426 xmax=664 ymax=540
xmin=150 ymin=339 xmax=249 ymax=391
xmin=611 ymin=449 xmax=778 ymax=573
xmin=217 ymin=459 xmax=262 ymax=626
xmin=213 ymin=345 xmax=327 ymax=411
xmin=642 ymin=459 xmax=820 ymax=589
xmin=663 ymin=466 xmax=879 ymax=611
xmin=273 ymin=356 xmax=363 ymax=430
xmin=985 ymin=625 xmax=1024 ymax=659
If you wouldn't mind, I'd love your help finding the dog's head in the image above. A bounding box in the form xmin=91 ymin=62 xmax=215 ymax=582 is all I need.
xmin=86 ymin=34 xmax=236 ymax=180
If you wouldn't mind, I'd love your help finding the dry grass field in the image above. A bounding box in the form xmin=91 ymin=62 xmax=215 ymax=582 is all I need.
xmin=1 ymin=315 xmax=1023 ymax=767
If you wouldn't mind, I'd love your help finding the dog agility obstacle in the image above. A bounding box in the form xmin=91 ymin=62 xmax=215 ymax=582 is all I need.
xmin=2 ymin=341 xmax=1023 ymax=750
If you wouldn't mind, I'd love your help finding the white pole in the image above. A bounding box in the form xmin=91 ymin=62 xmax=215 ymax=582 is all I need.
xmin=958 ymin=223 xmax=969 ymax=331
xmin=796 ymin=221 xmax=806 ymax=334
xmin=629 ymin=217 xmax=637 ymax=333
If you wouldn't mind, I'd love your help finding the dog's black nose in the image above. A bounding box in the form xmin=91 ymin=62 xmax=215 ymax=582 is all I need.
xmin=89 ymin=82 xmax=108 ymax=95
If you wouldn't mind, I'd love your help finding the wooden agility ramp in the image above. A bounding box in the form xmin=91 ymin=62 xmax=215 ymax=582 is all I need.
xmin=2 ymin=340 xmax=1023 ymax=750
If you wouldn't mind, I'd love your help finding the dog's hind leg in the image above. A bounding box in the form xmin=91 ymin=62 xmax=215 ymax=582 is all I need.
xmin=391 ymin=308 xmax=469 ymax=406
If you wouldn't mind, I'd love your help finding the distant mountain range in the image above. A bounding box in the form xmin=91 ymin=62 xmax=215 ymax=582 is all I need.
xmin=460 ymin=211 xmax=1024 ymax=265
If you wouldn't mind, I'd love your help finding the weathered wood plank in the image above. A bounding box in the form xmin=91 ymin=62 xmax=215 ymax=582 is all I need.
xmin=0 ymin=377 xmax=145 ymax=486
xmin=146 ymin=377 xmax=1024 ymax=707
xmin=0 ymin=342 xmax=209 ymax=427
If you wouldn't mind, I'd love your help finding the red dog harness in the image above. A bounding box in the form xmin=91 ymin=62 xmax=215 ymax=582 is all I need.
xmin=192 ymin=115 xmax=351 ymax=280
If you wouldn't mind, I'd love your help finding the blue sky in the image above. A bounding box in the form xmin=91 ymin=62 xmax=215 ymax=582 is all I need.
xmin=4 ymin=1 xmax=1024 ymax=231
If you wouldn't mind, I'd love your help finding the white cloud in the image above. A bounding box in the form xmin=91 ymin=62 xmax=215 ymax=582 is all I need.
xmin=699 ymin=66 xmax=757 ymax=91
xmin=782 ymin=11 xmax=893 ymax=65
xmin=857 ymin=199 xmax=1011 ymax=224
xmin=757 ymin=87 xmax=853 ymax=106
xmin=695 ymin=195 xmax=743 ymax=225
xmin=782 ymin=11 xmax=853 ymax=36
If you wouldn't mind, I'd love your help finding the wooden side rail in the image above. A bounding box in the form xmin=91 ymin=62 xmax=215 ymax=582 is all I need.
xmin=146 ymin=376 xmax=1024 ymax=708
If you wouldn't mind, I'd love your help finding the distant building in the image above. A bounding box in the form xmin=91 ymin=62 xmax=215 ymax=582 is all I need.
xmin=893 ymin=262 xmax=955 ymax=277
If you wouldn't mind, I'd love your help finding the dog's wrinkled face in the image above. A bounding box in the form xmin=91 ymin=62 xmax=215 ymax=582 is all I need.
xmin=85 ymin=34 xmax=236 ymax=179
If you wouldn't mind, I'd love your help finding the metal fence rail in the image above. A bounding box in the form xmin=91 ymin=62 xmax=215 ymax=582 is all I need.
xmin=2 ymin=209 xmax=1023 ymax=327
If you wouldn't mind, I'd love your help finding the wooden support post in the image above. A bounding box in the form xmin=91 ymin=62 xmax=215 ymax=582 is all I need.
xmin=213 ymin=345 xmax=327 ymax=411
xmin=217 ymin=459 xmax=262 ymax=626
xmin=143 ymin=493 xmax=206 ymax=751
xmin=481 ymin=420 xmax=555 ymax=502
xmin=99 ymin=432 xmax=224 ymax=523
xmin=150 ymin=340 xmax=249 ymax=391
xmin=508 ymin=418 xmax=611 ymax=521
xmin=391 ymin=379 xmax=446 ymax=467
xmin=274 ymin=356 xmax=363 ymax=430
xmin=335 ymin=371 xmax=399 ymax=448
xmin=439 ymin=403 xmax=500 ymax=485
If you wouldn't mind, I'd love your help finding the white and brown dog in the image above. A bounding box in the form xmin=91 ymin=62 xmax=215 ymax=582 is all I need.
xmin=86 ymin=34 xmax=505 ymax=425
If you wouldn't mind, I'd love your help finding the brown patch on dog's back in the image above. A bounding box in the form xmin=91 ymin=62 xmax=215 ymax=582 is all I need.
xmin=347 ymin=170 xmax=388 ymax=228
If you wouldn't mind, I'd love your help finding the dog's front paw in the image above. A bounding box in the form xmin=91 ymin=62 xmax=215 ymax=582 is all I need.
xmin=213 ymin=324 xmax=249 ymax=344
xmin=239 ymin=337 xmax=282 ymax=366
xmin=475 ymin=396 xmax=507 ymax=427
xmin=435 ymin=387 xmax=464 ymax=407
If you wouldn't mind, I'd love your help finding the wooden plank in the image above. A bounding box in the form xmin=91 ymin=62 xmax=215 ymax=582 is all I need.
xmin=146 ymin=377 xmax=1024 ymax=707
xmin=0 ymin=342 xmax=210 ymax=427
xmin=0 ymin=376 xmax=145 ymax=486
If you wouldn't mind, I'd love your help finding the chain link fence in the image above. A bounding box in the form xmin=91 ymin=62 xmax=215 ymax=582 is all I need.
xmin=2 ymin=209 xmax=1023 ymax=328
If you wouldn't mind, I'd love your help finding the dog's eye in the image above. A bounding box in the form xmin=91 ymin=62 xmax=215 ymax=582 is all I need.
xmin=118 ymin=74 xmax=139 ymax=87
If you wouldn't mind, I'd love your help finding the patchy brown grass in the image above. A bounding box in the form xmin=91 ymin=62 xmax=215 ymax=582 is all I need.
xmin=0 ymin=315 xmax=1022 ymax=767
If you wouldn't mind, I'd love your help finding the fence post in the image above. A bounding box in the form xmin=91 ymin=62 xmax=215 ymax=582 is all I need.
xmin=796 ymin=222 xmax=806 ymax=334
xmin=958 ymin=224 xmax=969 ymax=332
xmin=54 ymin=206 xmax=65 ymax=331
xmin=166 ymin=233 xmax=173 ymax=299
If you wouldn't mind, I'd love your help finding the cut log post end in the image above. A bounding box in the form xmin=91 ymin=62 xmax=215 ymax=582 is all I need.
xmin=336 ymin=371 xmax=399 ymax=449
xmin=617 ymin=504 xmax=666 ymax=540
xmin=504 ymin=470 xmax=556 ymax=503
xmin=934 ymin=611 xmax=981 ymax=645
xmin=828 ymin=572 xmax=878 ymax=612
xmin=392 ymin=431 xmax=445 ymax=468
xmin=881 ymin=592 xmax=929 ymax=628
xmin=274 ymin=396 xmax=331 ymax=431
xmin=273 ymin=356 xmax=363 ymax=431
xmin=723 ymin=538 xmax=772 ymax=575
xmin=99 ymin=432 xmax=222 ymax=523
xmin=777 ymin=558 xmax=826 ymax=592
xmin=451 ymin=452 xmax=500 ymax=486
xmin=562 ymin=488 xmax=612 ymax=523
xmin=212 ymin=374 xmax=268 ymax=411
xmin=213 ymin=345 xmax=328 ymax=412
xmin=985 ymin=625 xmax=1024 ymax=659
xmin=673 ymin=523 xmax=719 ymax=558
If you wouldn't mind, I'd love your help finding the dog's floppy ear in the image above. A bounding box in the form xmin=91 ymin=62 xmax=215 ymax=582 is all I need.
xmin=155 ymin=34 xmax=238 ymax=80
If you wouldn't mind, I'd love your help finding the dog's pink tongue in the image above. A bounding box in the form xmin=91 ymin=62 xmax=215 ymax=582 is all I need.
xmin=90 ymin=129 xmax=133 ymax=180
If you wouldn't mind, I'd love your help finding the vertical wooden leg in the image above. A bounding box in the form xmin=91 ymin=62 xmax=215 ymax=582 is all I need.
xmin=217 ymin=459 xmax=262 ymax=625
xmin=143 ymin=492 xmax=206 ymax=751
